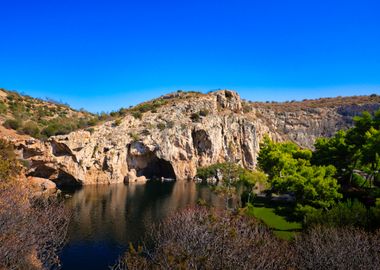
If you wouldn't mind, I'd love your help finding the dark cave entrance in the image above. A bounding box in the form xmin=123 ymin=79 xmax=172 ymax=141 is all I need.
xmin=127 ymin=142 xmax=176 ymax=180
xmin=137 ymin=157 xmax=176 ymax=180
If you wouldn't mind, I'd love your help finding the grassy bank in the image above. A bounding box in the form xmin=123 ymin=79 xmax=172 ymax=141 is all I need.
xmin=245 ymin=197 xmax=302 ymax=240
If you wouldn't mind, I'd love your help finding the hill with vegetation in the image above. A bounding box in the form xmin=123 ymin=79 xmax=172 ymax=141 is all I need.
xmin=0 ymin=88 xmax=100 ymax=138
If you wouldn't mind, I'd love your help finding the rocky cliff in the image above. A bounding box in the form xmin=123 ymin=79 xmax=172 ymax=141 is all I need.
xmin=10 ymin=90 xmax=380 ymax=185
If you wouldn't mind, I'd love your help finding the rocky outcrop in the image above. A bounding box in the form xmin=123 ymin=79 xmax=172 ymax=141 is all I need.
xmin=28 ymin=176 xmax=57 ymax=195
xmin=124 ymin=169 xmax=147 ymax=183
xmin=12 ymin=90 xmax=380 ymax=185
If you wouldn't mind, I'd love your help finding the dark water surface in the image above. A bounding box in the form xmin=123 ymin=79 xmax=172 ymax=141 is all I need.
xmin=60 ymin=181 xmax=224 ymax=270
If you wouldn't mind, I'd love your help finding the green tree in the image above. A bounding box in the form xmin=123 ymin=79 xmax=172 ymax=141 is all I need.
xmin=361 ymin=127 xmax=380 ymax=186
xmin=272 ymin=164 xmax=341 ymax=208
xmin=312 ymin=109 xmax=380 ymax=186
xmin=258 ymin=136 xmax=342 ymax=209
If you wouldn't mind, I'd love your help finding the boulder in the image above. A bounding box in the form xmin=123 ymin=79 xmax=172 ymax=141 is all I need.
xmin=124 ymin=169 xmax=147 ymax=183
xmin=28 ymin=176 xmax=57 ymax=195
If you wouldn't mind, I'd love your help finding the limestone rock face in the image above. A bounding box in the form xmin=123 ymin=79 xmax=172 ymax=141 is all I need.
xmin=13 ymin=90 xmax=380 ymax=185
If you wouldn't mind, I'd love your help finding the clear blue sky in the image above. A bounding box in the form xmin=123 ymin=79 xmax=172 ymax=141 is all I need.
xmin=1 ymin=0 xmax=379 ymax=113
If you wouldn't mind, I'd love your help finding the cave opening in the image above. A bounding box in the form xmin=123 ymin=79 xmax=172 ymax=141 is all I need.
xmin=56 ymin=170 xmax=82 ymax=187
xmin=137 ymin=157 xmax=176 ymax=180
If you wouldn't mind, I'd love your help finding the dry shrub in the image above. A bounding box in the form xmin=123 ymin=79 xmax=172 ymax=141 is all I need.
xmin=113 ymin=206 xmax=380 ymax=270
xmin=113 ymin=207 xmax=294 ymax=270
xmin=0 ymin=179 xmax=70 ymax=270
xmin=295 ymin=225 xmax=380 ymax=270
xmin=0 ymin=139 xmax=70 ymax=270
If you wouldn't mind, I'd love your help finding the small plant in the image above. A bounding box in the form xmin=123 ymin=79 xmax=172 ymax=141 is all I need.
xmin=21 ymin=121 xmax=40 ymax=137
xmin=242 ymin=103 xmax=252 ymax=113
xmin=199 ymin=109 xmax=209 ymax=117
xmin=3 ymin=118 xmax=22 ymax=130
xmin=141 ymin=129 xmax=150 ymax=136
xmin=0 ymin=101 xmax=6 ymax=114
xmin=85 ymin=127 xmax=95 ymax=134
xmin=157 ymin=122 xmax=166 ymax=131
xmin=131 ymin=111 xmax=142 ymax=119
xmin=180 ymin=123 xmax=187 ymax=130
xmin=113 ymin=118 xmax=122 ymax=127
xmin=166 ymin=121 xmax=174 ymax=129
xmin=190 ymin=112 xmax=200 ymax=122
xmin=129 ymin=132 xmax=140 ymax=142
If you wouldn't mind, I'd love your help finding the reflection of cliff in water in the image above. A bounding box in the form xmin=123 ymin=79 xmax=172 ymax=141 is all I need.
xmin=63 ymin=181 xmax=225 ymax=246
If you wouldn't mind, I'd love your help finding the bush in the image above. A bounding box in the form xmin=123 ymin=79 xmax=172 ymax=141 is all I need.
xmin=131 ymin=111 xmax=142 ymax=119
xmin=3 ymin=118 xmax=22 ymax=130
xmin=113 ymin=207 xmax=292 ymax=270
xmin=42 ymin=125 xmax=57 ymax=137
xmin=0 ymin=138 xmax=71 ymax=269
xmin=294 ymin=226 xmax=380 ymax=270
xmin=157 ymin=122 xmax=166 ymax=131
xmin=129 ymin=132 xmax=140 ymax=142
xmin=304 ymin=199 xmax=380 ymax=230
xmin=87 ymin=117 xmax=99 ymax=126
xmin=166 ymin=121 xmax=174 ymax=129
xmin=0 ymin=101 xmax=6 ymax=114
xmin=0 ymin=139 xmax=20 ymax=181
xmin=113 ymin=118 xmax=122 ymax=127
xmin=190 ymin=112 xmax=200 ymax=122
xmin=199 ymin=109 xmax=209 ymax=117
xmin=242 ymin=102 xmax=252 ymax=113
xmin=21 ymin=121 xmax=40 ymax=137
xmin=85 ymin=127 xmax=95 ymax=134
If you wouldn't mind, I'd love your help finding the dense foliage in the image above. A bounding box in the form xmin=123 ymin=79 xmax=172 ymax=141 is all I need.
xmin=313 ymin=110 xmax=380 ymax=187
xmin=258 ymin=136 xmax=342 ymax=209
xmin=256 ymin=109 xmax=380 ymax=229
xmin=304 ymin=199 xmax=380 ymax=230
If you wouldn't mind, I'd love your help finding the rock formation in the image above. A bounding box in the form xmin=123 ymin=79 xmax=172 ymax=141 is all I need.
xmin=10 ymin=90 xmax=380 ymax=185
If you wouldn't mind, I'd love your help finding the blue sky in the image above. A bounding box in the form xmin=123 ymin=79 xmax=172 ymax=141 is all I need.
xmin=0 ymin=0 xmax=379 ymax=113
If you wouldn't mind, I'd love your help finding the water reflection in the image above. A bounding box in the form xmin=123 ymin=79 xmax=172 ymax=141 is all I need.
xmin=60 ymin=181 xmax=224 ymax=270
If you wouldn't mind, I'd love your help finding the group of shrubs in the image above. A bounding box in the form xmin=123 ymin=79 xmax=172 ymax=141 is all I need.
xmin=1 ymin=90 xmax=102 ymax=138
xmin=3 ymin=116 xmax=99 ymax=139
xmin=113 ymin=206 xmax=380 ymax=270
xmin=190 ymin=109 xmax=210 ymax=122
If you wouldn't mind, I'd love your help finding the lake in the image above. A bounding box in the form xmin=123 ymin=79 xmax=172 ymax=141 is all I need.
xmin=60 ymin=181 xmax=225 ymax=270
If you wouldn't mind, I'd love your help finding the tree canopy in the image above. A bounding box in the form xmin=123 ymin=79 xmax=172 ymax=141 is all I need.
xmin=258 ymin=136 xmax=342 ymax=209
xmin=313 ymin=109 xmax=380 ymax=186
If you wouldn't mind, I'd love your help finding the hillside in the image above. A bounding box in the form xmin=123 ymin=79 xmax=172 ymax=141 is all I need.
xmin=0 ymin=88 xmax=97 ymax=139
xmin=9 ymin=89 xmax=379 ymax=186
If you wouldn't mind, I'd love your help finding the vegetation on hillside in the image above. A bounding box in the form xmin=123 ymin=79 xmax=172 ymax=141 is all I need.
xmin=0 ymin=88 xmax=99 ymax=138
xmin=246 ymin=93 xmax=380 ymax=112
xmin=0 ymin=88 xmax=207 ymax=138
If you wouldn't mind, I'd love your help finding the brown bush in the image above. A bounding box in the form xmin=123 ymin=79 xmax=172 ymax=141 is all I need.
xmin=113 ymin=205 xmax=380 ymax=270
xmin=294 ymin=225 xmax=380 ymax=270
xmin=0 ymin=139 xmax=70 ymax=270
xmin=113 ymin=207 xmax=293 ymax=270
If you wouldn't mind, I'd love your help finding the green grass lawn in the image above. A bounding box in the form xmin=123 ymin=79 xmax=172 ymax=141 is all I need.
xmin=246 ymin=203 xmax=302 ymax=240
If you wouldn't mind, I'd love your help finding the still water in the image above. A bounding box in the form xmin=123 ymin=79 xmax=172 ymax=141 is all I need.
xmin=60 ymin=181 xmax=225 ymax=270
